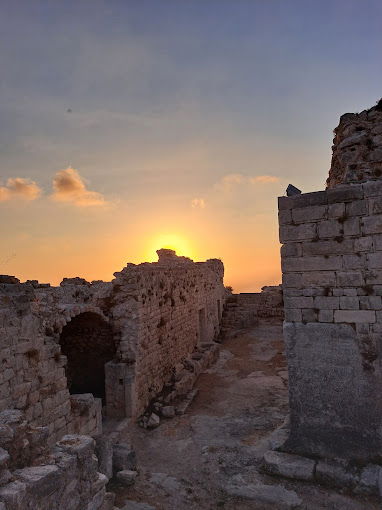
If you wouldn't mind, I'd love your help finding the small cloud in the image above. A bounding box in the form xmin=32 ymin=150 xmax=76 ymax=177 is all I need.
xmin=51 ymin=167 xmax=107 ymax=207
xmin=249 ymin=175 xmax=280 ymax=184
xmin=191 ymin=198 xmax=206 ymax=209
xmin=216 ymin=173 xmax=280 ymax=192
xmin=0 ymin=178 xmax=42 ymax=202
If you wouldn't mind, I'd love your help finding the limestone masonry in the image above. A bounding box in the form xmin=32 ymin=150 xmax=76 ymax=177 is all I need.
xmin=273 ymin=100 xmax=382 ymax=497
xmin=0 ymin=249 xmax=225 ymax=509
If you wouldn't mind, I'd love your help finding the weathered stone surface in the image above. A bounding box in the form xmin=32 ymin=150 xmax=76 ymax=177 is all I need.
xmin=160 ymin=406 xmax=175 ymax=418
xmin=225 ymin=479 xmax=302 ymax=509
xmin=262 ymin=450 xmax=315 ymax=481
xmin=146 ymin=413 xmax=160 ymax=429
xmin=316 ymin=460 xmax=359 ymax=489
xmin=113 ymin=443 xmax=137 ymax=474
xmin=327 ymin=101 xmax=382 ymax=188
xmin=121 ymin=501 xmax=156 ymax=510
xmin=116 ymin=469 xmax=138 ymax=486
xmin=282 ymin=322 xmax=382 ymax=460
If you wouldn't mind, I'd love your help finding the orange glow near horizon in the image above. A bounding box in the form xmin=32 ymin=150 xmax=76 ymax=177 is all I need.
xmin=143 ymin=233 xmax=196 ymax=262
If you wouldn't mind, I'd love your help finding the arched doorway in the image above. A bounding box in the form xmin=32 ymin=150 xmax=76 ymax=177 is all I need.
xmin=59 ymin=312 xmax=115 ymax=401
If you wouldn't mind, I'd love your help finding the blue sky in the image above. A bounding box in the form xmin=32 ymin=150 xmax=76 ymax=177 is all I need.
xmin=1 ymin=0 xmax=382 ymax=290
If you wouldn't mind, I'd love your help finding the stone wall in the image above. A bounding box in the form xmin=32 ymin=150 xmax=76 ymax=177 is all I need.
xmin=237 ymin=286 xmax=284 ymax=319
xmin=279 ymin=180 xmax=382 ymax=461
xmin=0 ymin=279 xmax=108 ymax=447
xmin=0 ymin=418 xmax=112 ymax=510
xmin=327 ymin=99 xmax=382 ymax=188
xmin=0 ymin=249 xmax=225 ymax=443
xmin=112 ymin=250 xmax=225 ymax=417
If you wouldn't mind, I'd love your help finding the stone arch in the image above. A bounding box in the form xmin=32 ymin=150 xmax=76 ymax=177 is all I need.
xmin=59 ymin=311 xmax=115 ymax=401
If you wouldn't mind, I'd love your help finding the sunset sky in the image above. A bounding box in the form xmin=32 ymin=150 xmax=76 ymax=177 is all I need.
xmin=1 ymin=1 xmax=382 ymax=291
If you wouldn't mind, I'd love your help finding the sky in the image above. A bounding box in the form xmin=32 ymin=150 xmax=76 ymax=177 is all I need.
xmin=1 ymin=0 xmax=382 ymax=292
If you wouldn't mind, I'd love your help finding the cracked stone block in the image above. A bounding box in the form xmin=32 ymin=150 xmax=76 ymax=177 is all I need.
xmin=262 ymin=450 xmax=315 ymax=481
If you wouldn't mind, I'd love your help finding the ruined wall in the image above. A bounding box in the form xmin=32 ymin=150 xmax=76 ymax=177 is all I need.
xmin=0 ymin=249 xmax=225 ymax=441
xmin=0 ymin=413 xmax=111 ymax=510
xmin=327 ymin=99 xmax=382 ymax=188
xmin=279 ymin=181 xmax=382 ymax=461
xmin=0 ymin=279 xmax=109 ymax=446
xmin=237 ymin=286 xmax=284 ymax=319
xmin=112 ymin=250 xmax=225 ymax=417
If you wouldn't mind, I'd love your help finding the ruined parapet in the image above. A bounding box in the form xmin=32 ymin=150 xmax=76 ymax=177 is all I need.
xmin=327 ymin=99 xmax=382 ymax=188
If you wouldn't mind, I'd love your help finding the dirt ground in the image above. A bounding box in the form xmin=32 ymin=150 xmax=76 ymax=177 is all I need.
xmin=111 ymin=320 xmax=380 ymax=510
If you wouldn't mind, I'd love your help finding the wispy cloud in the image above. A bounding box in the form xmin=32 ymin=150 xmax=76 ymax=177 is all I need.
xmin=0 ymin=178 xmax=42 ymax=202
xmin=249 ymin=175 xmax=280 ymax=184
xmin=191 ymin=198 xmax=206 ymax=209
xmin=215 ymin=173 xmax=280 ymax=193
xmin=51 ymin=167 xmax=107 ymax=207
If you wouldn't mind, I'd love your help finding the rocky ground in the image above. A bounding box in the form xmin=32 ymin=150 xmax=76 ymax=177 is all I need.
xmin=111 ymin=320 xmax=380 ymax=510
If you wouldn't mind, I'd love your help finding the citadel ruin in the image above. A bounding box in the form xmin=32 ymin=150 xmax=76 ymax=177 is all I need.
xmin=1 ymin=101 xmax=382 ymax=509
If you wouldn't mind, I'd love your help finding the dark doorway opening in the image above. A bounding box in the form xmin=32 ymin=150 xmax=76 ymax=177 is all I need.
xmin=59 ymin=312 xmax=115 ymax=401
xmin=198 ymin=308 xmax=207 ymax=343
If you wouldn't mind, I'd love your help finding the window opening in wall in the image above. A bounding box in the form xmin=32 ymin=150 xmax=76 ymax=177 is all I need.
xmin=217 ymin=299 xmax=221 ymax=319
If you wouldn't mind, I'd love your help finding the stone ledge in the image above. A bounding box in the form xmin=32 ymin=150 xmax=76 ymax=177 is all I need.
xmin=263 ymin=450 xmax=382 ymax=497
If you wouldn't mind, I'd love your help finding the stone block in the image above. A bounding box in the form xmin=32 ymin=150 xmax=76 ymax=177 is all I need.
xmin=284 ymin=297 xmax=313 ymax=309
xmin=318 ymin=310 xmax=334 ymax=323
xmin=279 ymin=223 xmax=317 ymax=243
xmin=314 ymin=296 xmax=339 ymax=310
xmin=328 ymin=203 xmax=345 ymax=218
xmin=287 ymin=256 xmax=342 ymax=272
xmin=283 ymin=322 xmax=382 ymax=460
xmin=346 ymin=199 xmax=368 ymax=216
xmin=284 ymin=309 xmax=302 ymax=322
xmin=336 ymin=271 xmax=364 ymax=287
xmin=343 ymin=254 xmax=366 ymax=270
xmin=369 ymin=197 xmax=382 ymax=215
xmin=363 ymin=180 xmax=382 ymax=197
xmin=302 ymin=309 xmax=317 ymax=322
xmin=292 ymin=205 xmax=327 ymax=224
xmin=334 ymin=310 xmax=376 ymax=323
xmin=368 ymin=252 xmax=382 ymax=269
xmin=262 ymin=450 xmax=315 ymax=481
xmin=343 ymin=217 xmax=360 ymax=236
xmin=302 ymin=239 xmax=353 ymax=256
xmin=318 ymin=220 xmax=342 ymax=239
xmin=281 ymin=243 xmax=302 ymax=258
xmin=302 ymin=271 xmax=336 ymax=287
xmin=278 ymin=209 xmax=292 ymax=225
xmin=363 ymin=215 xmax=382 ymax=235
xmin=340 ymin=297 xmax=359 ymax=310
xmin=278 ymin=191 xmax=328 ymax=210
xmin=282 ymin=274 xmax=302 ymax=288
xmin=116 ymin=469 xmax=138 ymax=486
xmin=316 ymin=460 xmax=359 ymax=489
xmin=327 ymin=185 xmax=363 ymax=203
xmin=374 ymin=234 xmax=382 ymax=251
xmin=359 ymin=296 xmax=382 ymax=310
xmin=354 ymin=236 xmax=373 ymax=252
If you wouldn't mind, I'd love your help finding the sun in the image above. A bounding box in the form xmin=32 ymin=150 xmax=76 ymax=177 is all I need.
xmin=144 ymin=233 xmax=194 ymax=262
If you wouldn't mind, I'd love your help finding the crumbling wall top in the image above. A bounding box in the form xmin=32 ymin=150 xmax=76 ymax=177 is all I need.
xmin=327 ymin=98 xmax=382 ymax=188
